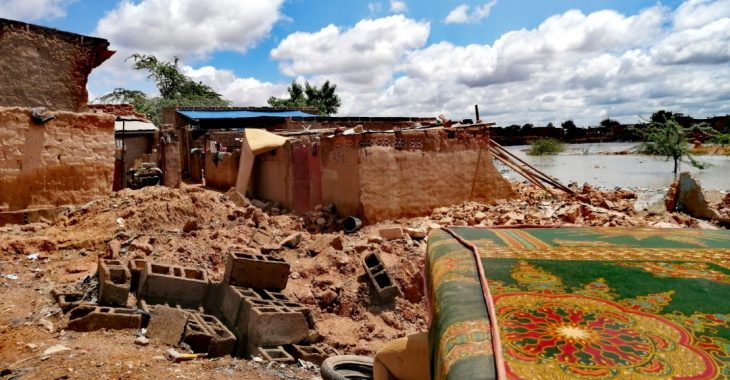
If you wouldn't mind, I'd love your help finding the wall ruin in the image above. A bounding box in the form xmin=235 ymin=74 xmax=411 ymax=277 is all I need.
xmin=0 ymin=107 xmax=115 ymax=211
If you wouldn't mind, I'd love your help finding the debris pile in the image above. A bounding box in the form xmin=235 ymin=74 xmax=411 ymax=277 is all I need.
xmin=0 ymin=179 xmax=726 ymax=378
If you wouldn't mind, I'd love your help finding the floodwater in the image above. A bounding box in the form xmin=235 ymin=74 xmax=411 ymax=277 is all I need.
xmin=496 ymin=142 xmax=730 ymax=191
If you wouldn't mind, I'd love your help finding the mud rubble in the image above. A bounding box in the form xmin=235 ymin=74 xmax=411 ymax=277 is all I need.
xmin=0 ymin=181 xmax=725 ymax=379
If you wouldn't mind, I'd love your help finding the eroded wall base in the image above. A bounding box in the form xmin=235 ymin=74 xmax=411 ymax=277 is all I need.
xmin=0 ymin=107 xmax=115 ymax=211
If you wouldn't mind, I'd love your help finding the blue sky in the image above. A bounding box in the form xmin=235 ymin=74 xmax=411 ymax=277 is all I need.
xmin=1 ymin=0 xmax=728 ymax=124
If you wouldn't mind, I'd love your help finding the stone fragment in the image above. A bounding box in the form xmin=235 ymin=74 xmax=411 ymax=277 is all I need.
xmin=378 ymin=227 xmax=403 ymax=240
xmin=404 ymin=227 xmax=427 ymax=239
xmin=146 ymin=305 xmax=189 ymax=346
xmin=279 ymin=233 xmax=302 ymax=249
xmin=307 ymin=234 xmax=343 ymax=255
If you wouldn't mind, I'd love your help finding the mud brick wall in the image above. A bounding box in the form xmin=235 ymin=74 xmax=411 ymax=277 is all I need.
xmin=0 ymin=107 xmax=115 ymax=211
xmin=0 ymin=20 xmax=112 ymax=112
xmin=320 ymin=128 xmax=516 ymax=222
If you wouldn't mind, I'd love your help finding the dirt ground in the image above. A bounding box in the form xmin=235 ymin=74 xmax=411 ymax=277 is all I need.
xmin=0 ymin=181 xmax=725 ymax=379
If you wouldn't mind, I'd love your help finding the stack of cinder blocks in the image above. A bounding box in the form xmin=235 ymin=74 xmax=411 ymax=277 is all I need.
xmin=60 ymin=251 xmax=323 ymax=363
xmin=216 ymin=251 xmax=319 ymax=363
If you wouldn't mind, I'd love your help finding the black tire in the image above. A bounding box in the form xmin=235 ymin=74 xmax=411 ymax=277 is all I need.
xmin=320 ymin=355 xmax=374 ymax=380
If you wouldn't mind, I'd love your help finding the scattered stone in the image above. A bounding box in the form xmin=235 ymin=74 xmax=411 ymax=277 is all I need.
xmin=403 ymin=227 xmax=427 ymax=240
xmin=42 ymin=345 xmax=70 ymax=356
xmin=38 ymin=318 xmax=54 ymax=333
xmin=280 ymin=233 xmax=302 ymax=249
xmin=307 ymin=234 xmax=343 ymax=255
xmin=378 ymin=227 xmax=403 ymax=240
xmin=134 ymin=336 xmax=149 ymax=346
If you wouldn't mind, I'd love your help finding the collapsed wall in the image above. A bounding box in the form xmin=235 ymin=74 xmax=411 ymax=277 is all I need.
xmin=0 ymin=107 xmax=115 ymax=212
xmin=319 ymin=129 xmax=515 ymax=222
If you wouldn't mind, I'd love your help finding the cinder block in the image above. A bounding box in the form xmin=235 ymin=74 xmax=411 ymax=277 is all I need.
xmin=217 ymin=283 xmax=260 ymax=327
xmin=250 ymin=346 xmax=296 ymax=364
xmin=224 ymin=251 xmax=290 ymax=290
xmin=127 ymin=259 xmax=147 ymax=293
xmin=138 ymin=262 xmax=209 ymax=307
xmin=284 ymin=344 xmax=328 ymax=365
xmin=182 ymin=312 xmax=236 ymax=357
xmin=243 ymin=303 xmax=310 ymax=347
xmin=66 ymin=304 xmax=141 ymax=332
xmin=362 ymin=252 xmax=400 ymax=301
xmin=98 ymin=259 xmax=131 ymax=306
xmin=52 ymin=289 xmax=83 ymax=313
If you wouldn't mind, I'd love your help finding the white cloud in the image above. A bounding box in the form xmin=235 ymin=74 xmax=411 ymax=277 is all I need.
xmin=0 ymin=0 xmax=74 ymax=21
xmin=445 ymin=1 xmax=497 ymax=24
xmin=183 ymin=66 xmax=288 ymax=106
xmin=673 ymin=0 xmax=730 ymax=30
xmin=271 ymin=15 xmax=429 ymax=87
xmin=389 ymin=0 xmax=406 ymax=13
xmin=95 ymin=0 xmax=284 ymax=59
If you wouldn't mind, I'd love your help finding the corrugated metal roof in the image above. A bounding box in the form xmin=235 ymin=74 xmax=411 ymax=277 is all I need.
xmin=177 ymin=110 xmax=317 ymax=120
xmin=115 ymin=120 xmax=157 ymax=132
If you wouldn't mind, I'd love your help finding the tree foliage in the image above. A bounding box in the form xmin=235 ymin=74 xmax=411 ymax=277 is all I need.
xmin=97 ymin=54 xmax=229 ymax=126
xmin=637 ymin=114 xmax=707 ymax=174
xmin=267 ymin=80 xmax=341 ymax=115
xmin=528 ymin=138 xmax=564 ymax=156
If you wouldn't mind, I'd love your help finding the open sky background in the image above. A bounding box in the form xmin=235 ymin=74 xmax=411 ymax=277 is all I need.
xmin=1 ymin=0 xmax=729 ymax=125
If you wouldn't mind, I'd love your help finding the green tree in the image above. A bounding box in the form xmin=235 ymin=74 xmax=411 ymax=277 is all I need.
xmin=97 ymin=54 xmax=229 ymax=126
xmin=268 ymin=80 xmax=341 ymax=115
xmin=638 ymin=115 xmax=706 ymax=175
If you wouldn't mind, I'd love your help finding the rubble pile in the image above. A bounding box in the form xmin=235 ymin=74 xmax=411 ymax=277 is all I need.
xmin=0 ymin=180 xmax=726 ymax=378
xmin=429 ymin=182 xmax=700 ymax=228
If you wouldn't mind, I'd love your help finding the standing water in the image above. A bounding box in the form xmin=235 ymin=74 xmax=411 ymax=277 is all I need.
xmin=496 ymin=142 xmax=730 ymax=191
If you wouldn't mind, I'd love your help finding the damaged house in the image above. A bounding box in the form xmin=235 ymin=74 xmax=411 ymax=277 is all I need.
xmin=0 ymin=18 xmax=116 ymax=225
xmin=166 ymin=108 xmax=516 ymax=223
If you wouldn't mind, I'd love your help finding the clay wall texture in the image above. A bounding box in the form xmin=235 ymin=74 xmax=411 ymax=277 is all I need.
xmin=316 ymin=129 xmax=515 ymax=222
xmin=253 ymin=128 xmax=514 ymax=222
xmin=0 ymin=19 xmax=113 ymax=112
xmin=204 ymin=151 xmax=239 ymax=190
xmin=0 ymin=107 xmax=115 ymax=211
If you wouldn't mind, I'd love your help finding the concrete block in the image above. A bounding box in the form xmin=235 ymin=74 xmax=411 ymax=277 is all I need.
xmin=244 ymin=303 xmax=310 ymax=347
xmin=217 ymin=283 xmax=260 ymax=327
xmin=138 ymin=262 xmax=209 ymax=307
xmin=362 ymin=252 xmax=400 ymax=301
xmin=250 ymin=346 xmax=296 ymax=364
xmin=224 ymin=251 xmax=290 ymax=290
xmin=147 ymin=305 xmax=189 ymax=346
xmin=127 ymin=259 xmax=147 ymax=293
xmin=66 ymin=304 xmax=141 ymax=332
xmin=284 ymin=344 xmax=328 ymax=365
xmin=98 ymin=259 xmax=131 ymax=307
xmin=51 ymin=289 xmax=83 ymax=313
xmin=182 ymin=312 xmax=236 ymax=358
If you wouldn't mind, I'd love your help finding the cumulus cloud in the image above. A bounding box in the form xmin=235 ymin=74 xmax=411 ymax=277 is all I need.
xmin=445 ymin=1 xmax=497 ymax=24
xmin=0 ymin=0 xmax=74 ymax=21
xmin=88 ymin=0 xmax=730 ymax=125
xmin=389 ymin=0 xmax=406 ymax=13
xmin=271 ymin=15 xmax=429 ymax=87
xmin=95 ymin=0 xmax=284 ymax=59
xmin=183 ymin=66 xmax=288 ymax=106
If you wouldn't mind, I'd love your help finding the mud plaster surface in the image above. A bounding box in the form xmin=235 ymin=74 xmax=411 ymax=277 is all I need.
xmin=0 ymin=107 xmax=114 ymax=211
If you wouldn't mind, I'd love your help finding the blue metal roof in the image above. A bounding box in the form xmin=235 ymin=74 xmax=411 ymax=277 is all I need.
xmin=177 ymin=110 xmax=317 ymax=120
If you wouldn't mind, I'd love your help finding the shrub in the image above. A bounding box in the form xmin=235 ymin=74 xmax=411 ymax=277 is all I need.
xmin=528 ymin=138 xmax=565 ymax=156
